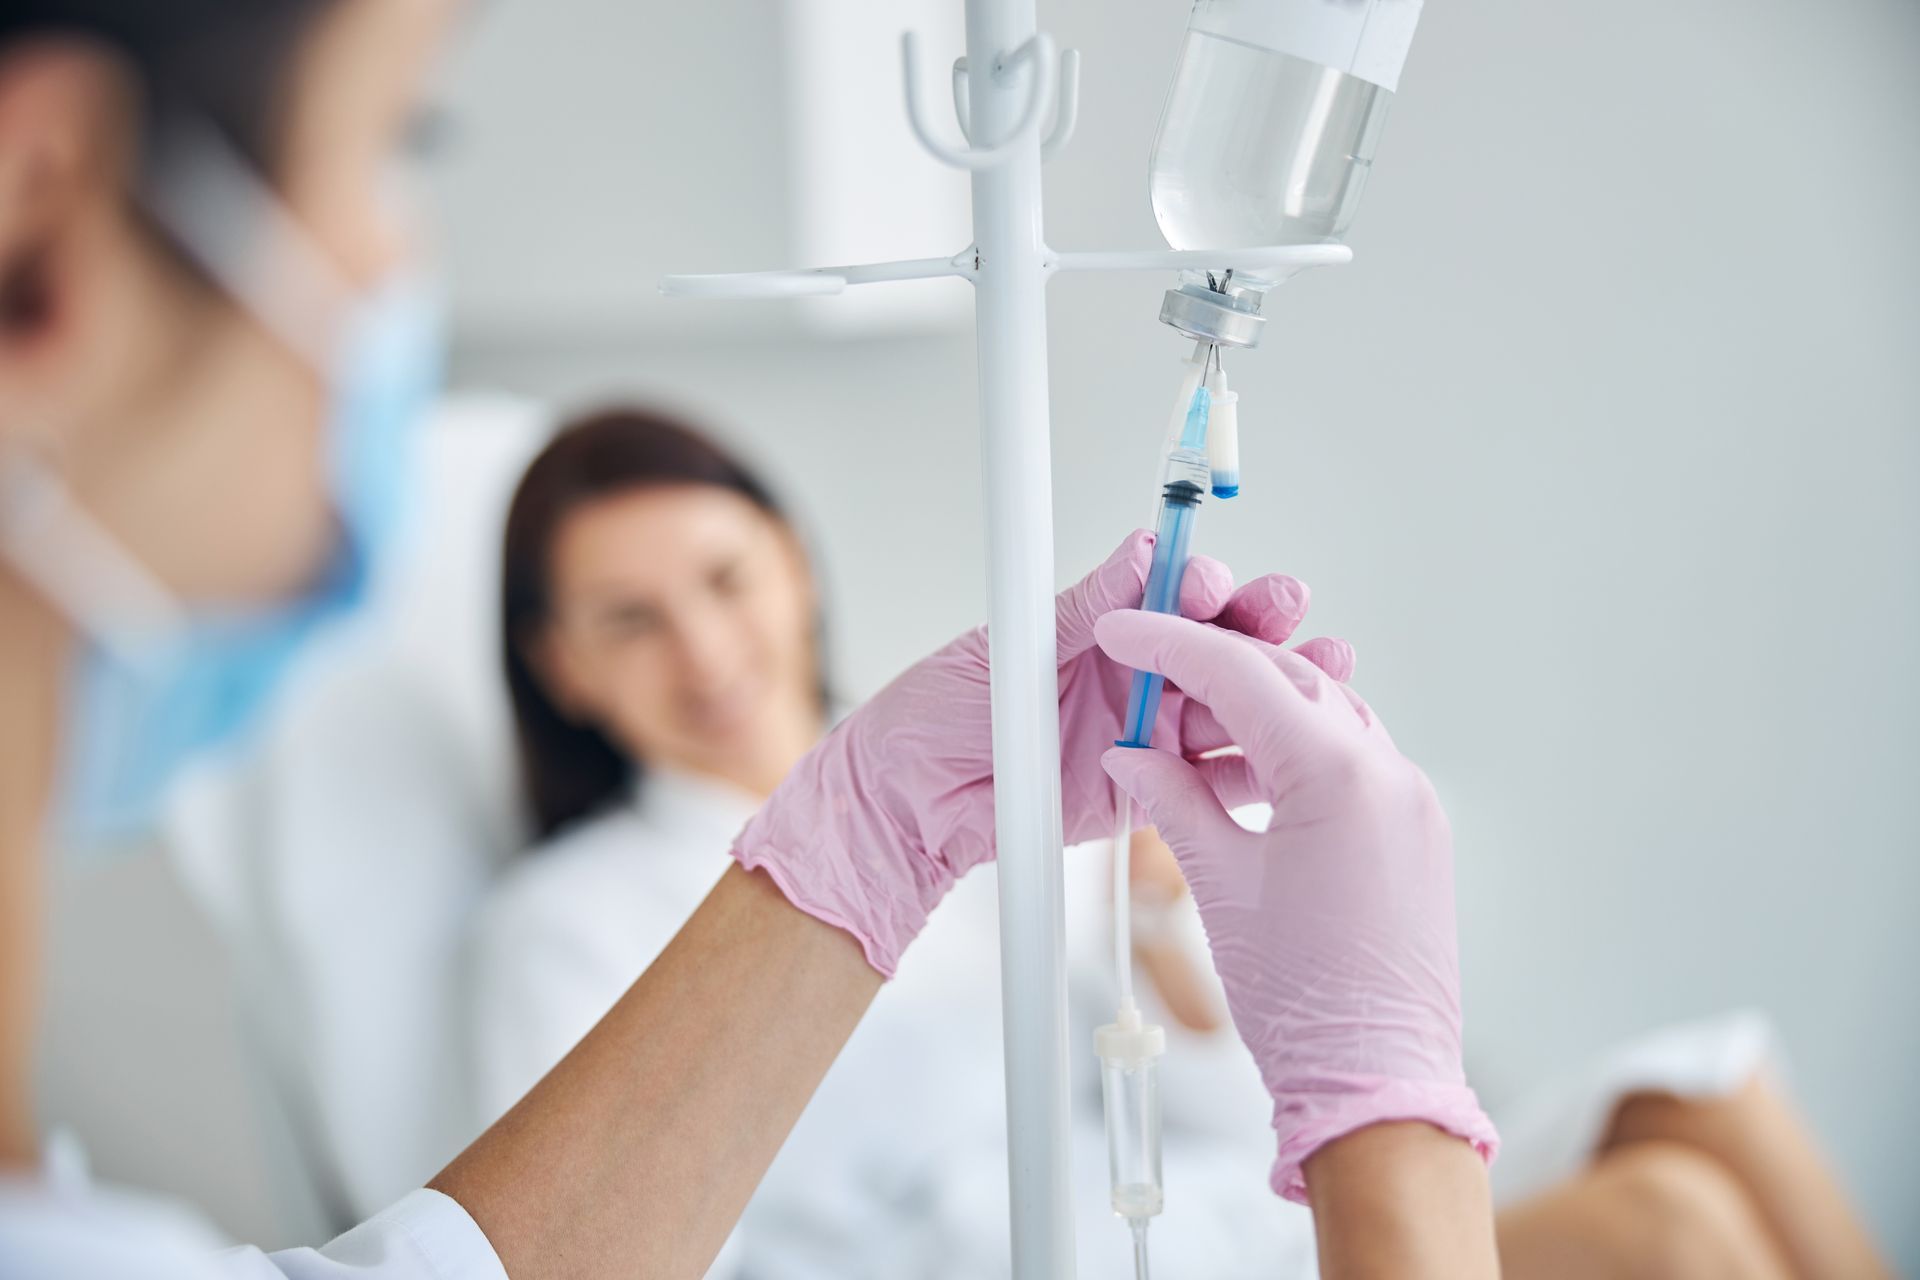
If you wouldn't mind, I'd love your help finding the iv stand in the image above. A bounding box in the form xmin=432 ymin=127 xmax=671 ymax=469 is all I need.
xmin=662 ymin=3 xmax=1349 ymax=1274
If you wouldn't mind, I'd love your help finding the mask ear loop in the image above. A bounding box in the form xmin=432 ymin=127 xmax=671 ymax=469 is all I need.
xmin=138 ymin=112 xmax=357 ymax=374
xmin=2 ymin=116 xmax=406 ymax=663
xmin=0 ymin=114 xmax=359 ymax=664
xmin=0 ymin=451 xmax=185 ymax=667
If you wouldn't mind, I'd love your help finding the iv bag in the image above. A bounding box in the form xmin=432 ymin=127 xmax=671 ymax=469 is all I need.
xmin=1149 ymin=0 xmax=1422 ymax=264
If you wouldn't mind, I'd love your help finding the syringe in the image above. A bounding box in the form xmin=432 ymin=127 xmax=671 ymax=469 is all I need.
xmin=1099 ymin=344 xmax=1236 ymax=1280
xmin=1116 ymin=345 xmax=1232 ymax=749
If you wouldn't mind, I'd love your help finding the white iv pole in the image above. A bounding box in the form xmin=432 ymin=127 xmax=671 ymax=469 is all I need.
xmin=663 ymin=2 xmax=1350 ymax=1274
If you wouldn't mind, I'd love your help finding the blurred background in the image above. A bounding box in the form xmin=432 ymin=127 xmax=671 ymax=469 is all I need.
xmin=39 ymin=0 xmax=1919 ymax=1269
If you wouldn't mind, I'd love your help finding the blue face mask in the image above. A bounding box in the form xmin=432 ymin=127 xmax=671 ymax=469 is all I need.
xmin=55 ymin=277 xmax=443 ymax=845
xmin=0 ymin=122 xmax=445 ymax=851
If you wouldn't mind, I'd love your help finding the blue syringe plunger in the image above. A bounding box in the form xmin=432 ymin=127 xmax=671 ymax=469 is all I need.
xmin=1118 ymin=399 xmax=1210 ymax=748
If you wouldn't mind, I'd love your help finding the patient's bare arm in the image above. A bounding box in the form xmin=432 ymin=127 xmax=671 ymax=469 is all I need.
xmin=1126 ymin=826 xmax=1223 ymax=1033
xmin=1491 ymin=1071 xmax=1893 ymax=1280
xmin=1602 ymin=1074 xmax=1892 ymax=1279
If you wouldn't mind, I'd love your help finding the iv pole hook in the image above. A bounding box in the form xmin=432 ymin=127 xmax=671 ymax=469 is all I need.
xmin=903 ymin=31 xmax=1057 ymax=170
xmin=951 ymin=44 xmax=1080 ymax=158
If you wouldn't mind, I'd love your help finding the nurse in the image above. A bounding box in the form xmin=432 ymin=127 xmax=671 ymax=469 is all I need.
xmin=0 ymin=2 xmax=1503 ymax=1276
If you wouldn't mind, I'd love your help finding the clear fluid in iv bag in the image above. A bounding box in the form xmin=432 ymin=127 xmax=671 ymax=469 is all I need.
xmin=1150 ymin=33 xmax=1392 ymax=254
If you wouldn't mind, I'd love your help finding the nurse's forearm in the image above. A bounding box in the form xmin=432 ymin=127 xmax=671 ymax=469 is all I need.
xmin=1304 ymin=1121 xmax=1501 ymax=1280
xmin=0 ymin=582 xmax=64 ymax=1168
xmin=432 ymin=863 xmax=881 ymax=1280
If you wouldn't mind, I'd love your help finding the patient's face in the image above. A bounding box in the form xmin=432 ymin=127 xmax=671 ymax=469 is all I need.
xmin=539 ymin=484 xmax=820 ymax=794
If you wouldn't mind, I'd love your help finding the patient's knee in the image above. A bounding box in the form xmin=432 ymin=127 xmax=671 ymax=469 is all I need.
xmin=1592 ymin=1142 xmax=1787 ymax=1280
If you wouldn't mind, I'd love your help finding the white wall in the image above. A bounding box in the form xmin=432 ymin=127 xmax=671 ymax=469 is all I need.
xmin=38 ymin=0 xmax=1919 ymax=1263
xmin=440 ymin=0 xmax=1920 ymax=1260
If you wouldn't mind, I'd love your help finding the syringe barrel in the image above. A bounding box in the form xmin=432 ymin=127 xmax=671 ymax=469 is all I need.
xmin=1117 ymin=483 xmax=1200 ymax=748
xmin=1100 ymin=1050 xmax=1165 ymax=1220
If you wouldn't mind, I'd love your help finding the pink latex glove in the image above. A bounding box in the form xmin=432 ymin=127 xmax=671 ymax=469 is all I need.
xmin=732 ymin=530 xmax=1350 ymax=977
xmin=1096 ymin=608 xmax=1499 ymax=1203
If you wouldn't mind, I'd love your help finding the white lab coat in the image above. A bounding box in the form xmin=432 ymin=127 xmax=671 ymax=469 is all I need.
xmin=0 ymin=1143 xmax=506 ymax=1280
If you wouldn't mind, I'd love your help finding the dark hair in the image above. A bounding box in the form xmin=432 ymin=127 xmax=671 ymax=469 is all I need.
xmin=502 ymin=407 xmax=825 ymax=840
xmin=1 ymin=2 xmax=335 ymax=174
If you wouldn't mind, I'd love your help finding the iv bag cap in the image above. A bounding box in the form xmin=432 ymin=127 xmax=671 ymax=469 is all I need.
xmin=1160 ymin=286 xmax=1265 ymax=348
xmin=1095 ymin=1019 xmax=1167 ymax=1063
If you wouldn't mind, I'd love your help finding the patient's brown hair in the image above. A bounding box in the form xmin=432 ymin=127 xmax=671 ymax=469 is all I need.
xmin=501 ymin=407 xmax=826 ymax=839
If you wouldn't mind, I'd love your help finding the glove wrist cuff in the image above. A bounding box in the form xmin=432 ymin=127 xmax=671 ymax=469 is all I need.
xmin=1268 ymin=1076 xmax=1500 ymax=1204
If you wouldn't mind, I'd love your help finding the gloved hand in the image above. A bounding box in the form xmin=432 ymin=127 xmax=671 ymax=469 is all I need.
xmin=732 ymin=530 xmax=1350 ymax=977
xmin=1096 ymin=608 xmax=1498 ymax=1204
